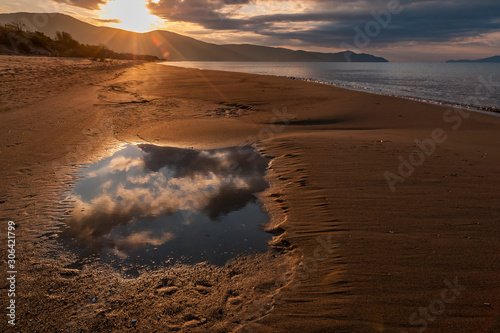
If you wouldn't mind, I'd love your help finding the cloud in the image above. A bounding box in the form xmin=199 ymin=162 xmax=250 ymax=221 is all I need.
xmin=147 ymin=0 xmax=500 ymax=48
xmin=114 ymin=230 xmax=175 ymax=248
xmin=108 ymin=156 xmax=144 ymax=172
xmin=146 ymin=0 xmax=249 ymax=29
xmin=93 ymin=18 xmax=122 ymax=23
xmin=52 ymin=0 xmax=108 ymax=10
xmin=138 ymin=144 xmax=268 ymax=179
xmin=47 ymin=0 xmax=499 ymax=57
xmin=60 ymin=144 xmax=269 ymax=255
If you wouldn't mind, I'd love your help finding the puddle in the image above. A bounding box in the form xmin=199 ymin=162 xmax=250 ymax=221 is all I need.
xmin=60 ymin=144 xmax=272 ymax=274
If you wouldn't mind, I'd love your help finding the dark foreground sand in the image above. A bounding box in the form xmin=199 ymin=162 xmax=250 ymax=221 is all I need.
xmin=0 ymin=56 xmax=499 ymax=332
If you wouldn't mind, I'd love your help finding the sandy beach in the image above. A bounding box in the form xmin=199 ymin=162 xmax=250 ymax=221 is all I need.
xmin=1 ymin=56 xmax=499 ymax=332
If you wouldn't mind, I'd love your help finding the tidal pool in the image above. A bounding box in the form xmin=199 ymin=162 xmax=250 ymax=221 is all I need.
xmin=60 ymin=144 xmax=272 ymax=273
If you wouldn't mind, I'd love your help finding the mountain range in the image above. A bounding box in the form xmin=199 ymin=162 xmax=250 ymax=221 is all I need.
xmin=0 ymin=12 xmax=388 ymax=62
xmin=446 ymin=55 xmax=500 ymax=63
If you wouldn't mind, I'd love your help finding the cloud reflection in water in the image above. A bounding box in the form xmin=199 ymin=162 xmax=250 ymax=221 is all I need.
xmin=61 ymin=144 xmax=271 ymax=270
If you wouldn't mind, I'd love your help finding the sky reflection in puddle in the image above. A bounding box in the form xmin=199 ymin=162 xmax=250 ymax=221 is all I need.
xmin=60 ymin=144 xmax=272 ymax=273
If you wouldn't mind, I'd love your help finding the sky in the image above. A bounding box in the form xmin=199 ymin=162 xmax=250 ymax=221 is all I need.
xmin=0 ymin=0 xmax=499 ymax=62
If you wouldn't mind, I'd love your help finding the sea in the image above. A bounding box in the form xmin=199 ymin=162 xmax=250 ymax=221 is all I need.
xmin=161 ymin=62 xmax=500 ymax=113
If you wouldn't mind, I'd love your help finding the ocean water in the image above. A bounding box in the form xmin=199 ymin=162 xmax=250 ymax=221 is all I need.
xmin=162 ymin=62 xmax=500 ymax=112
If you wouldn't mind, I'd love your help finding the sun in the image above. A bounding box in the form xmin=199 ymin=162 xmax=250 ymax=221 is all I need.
xmin=99 ymin=0 xmax=162 ymax=33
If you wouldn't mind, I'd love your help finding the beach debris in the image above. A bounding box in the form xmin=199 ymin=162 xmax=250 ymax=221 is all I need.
xmin=228 ymin=296 xmax=243 ymax=305
xmin=182 ymin=317 xmax=207 ymax=328
xmin=156 ymin=286 xmax=179 ymax=295
xmin=196 ymin=285 xmax=210 ymax=294
xmin=59 ymin=268 xmax=80 ymax=278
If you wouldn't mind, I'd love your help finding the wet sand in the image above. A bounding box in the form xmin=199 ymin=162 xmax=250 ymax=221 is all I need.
xmin=1 ymin=56 xmax=499 ymax=332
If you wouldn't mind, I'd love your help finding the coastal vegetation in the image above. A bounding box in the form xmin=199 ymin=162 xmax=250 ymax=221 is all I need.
xmin=0 ymin=22 xmax=159 ymax=61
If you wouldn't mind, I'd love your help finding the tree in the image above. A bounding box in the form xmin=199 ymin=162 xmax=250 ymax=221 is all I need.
xmin=55 ymin=31 xmax=79 ymax=51
xmin=4 ymin=22 xmax=26 ymax=32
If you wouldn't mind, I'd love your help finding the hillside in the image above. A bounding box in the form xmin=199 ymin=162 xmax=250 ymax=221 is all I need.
xmin=0 ymin=23 xmax=159 ymax=60
xmin=446 ymin=55 xmax=500 ymax=63
xmin=0 ymin=12 xmax=388 ymax=62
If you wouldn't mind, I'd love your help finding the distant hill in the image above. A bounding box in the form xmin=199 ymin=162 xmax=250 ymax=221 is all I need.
xmin=221 ymin=44 xmax=387 ymax=62
xmin=446 ymin=55 xmax=500 ymax=63
xmin=0 ymin=12 xmax=388 ymax=62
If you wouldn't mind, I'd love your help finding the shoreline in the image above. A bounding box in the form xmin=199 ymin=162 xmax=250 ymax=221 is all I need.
xmin=282 ymin=76 xmax=500 ymax=115
xmin=1 ymin=57 xmax=500 ymax=332
xmin=161 ymin=61 xmax=500 ymax=115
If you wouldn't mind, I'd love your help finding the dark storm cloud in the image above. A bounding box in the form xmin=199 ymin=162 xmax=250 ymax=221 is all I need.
xmin=52 ymin=0 xmax=107 ymax=10
xmin=146 ymin=0 xmax=250 ymax=30
xmin=147 ymin=0 xmax=500 ymax=47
